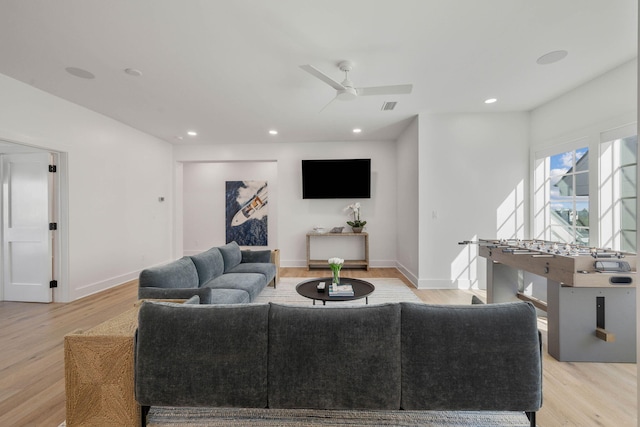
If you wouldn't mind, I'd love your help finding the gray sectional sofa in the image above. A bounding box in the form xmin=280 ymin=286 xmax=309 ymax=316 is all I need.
xmin=135 ymin=300 xmax=542 ymax=426
xmin=138 ymin=241 xmax=276 ymax=304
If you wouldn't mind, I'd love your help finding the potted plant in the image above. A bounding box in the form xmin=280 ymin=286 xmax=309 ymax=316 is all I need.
xmin=345 ymin=202 xmax=366 ymax=233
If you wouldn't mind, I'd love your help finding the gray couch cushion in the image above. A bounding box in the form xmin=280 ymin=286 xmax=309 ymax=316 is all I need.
xmin=138 ymin=286 xmax=213 ymax=304
xmin=204 ymin=273 xmax=266 ymax=301
xmin=267 ymin=303 xmax=402 ymax=410
xmin=219 ymin=241 xmax=242 ymax=272
xmin=209 ymin=288 xmax=251 ymax=304
xmin=190 ymin=247 xmax=225 ymax=285
xmin=135 ymin=302 xmax=270 ymax=408
xmin=400 ymin=302 xmax=542 ymax=411
xmin=225 ymin=262 xmax=276 ymax=285
xmin=139 ymin=257 xmax=199 ymax=289
xmin=241 ymin=249 xmax=271 ymax=263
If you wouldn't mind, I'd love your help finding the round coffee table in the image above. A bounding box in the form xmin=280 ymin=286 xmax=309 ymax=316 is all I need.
xmin=295 ymin=277 xmax=375 ymax=305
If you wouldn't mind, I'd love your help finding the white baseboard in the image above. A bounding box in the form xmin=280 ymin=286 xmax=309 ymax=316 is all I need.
xmin=68 ymin=259 xmax=173 ymax=302
xmin=281 ymin=259 xmax=402 ymax=269
xmin=395 ymin=261 xmax=418 ymax=288
xmin=70 ymin=270 xmax=140 ymax=302
xmin=416 ymin=278 xmax=459 ymax=289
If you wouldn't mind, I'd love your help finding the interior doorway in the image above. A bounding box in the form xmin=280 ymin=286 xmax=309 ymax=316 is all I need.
xmin=0 ymin=141 xmax=64 ymax=302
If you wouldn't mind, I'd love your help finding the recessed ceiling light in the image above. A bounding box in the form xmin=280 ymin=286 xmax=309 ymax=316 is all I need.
xmin=124 ymin=68 xmax=143 ymax=77
xmin=484 ymin=98 xmax=497 ymax=104
xmin=536 ymin=50 xmax=568 ymax=65
xmin=353 ymin=128 xmax=362 ymax=133
xmin=187 ymin=131 xmax=198 ymax=136
xmin=65 ymin=67 xmax=95 ymax=79
xmin=269 ymin=130 xmax=278 ymax=135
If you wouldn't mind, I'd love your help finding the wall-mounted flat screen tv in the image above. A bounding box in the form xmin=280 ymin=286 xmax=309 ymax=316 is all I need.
xmin=302 ymin=158 xmax=371 ymax=199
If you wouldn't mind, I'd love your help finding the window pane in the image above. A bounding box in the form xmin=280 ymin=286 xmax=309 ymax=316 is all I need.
xmin=576 ymin=201 xmax=589 ymax=227
xmin=575 ymin=148 xmax=588 ymax=166
xmin=620 ymin=165 xmax=636 ymax=198
xmin=621 ymin=198 xmax=636 ymax=229
xmin=551 ymin=201 xmax=573 ymax=226
xmin=576 ymin=227 xmax=590 ymax=245
xmin=575 ymin=171 xmax=589 ymax=196
xmin=600 ymin=135 xmax=636 ymax=253
xmin=550 ymin=225 xmax=571 ymax=243
xmin=621 ymin=230 xmax=636 ymax=253
xmin=620 ymin=135 xmax=638 ymax=164
xmin=538 ymin=146 xmax=590 ymax=247
xmin=550 ymin=150 xmax=573 ymax=175
xmin=554 ymin=174 xmax=574 ymax=196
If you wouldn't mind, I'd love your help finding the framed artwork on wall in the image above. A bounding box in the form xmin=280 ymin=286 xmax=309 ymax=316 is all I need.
xmin=225 ymin=180 xmax=268 ymax=246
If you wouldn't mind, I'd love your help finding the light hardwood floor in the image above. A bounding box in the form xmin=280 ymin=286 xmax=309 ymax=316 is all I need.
xmin=0 ymin=267 xmax=636 ymax=426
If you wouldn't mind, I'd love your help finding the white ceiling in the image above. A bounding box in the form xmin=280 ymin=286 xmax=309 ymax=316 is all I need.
xmin=0 ymin=0 xmax=636 ymax=145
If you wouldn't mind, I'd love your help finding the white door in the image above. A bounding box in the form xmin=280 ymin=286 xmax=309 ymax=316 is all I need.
xmin=2 ymin=153 xmax=53 ymax=302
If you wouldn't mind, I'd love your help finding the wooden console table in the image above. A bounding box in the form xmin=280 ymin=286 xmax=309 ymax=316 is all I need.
xmin=306 ymin=232 xmax=369 ymax=270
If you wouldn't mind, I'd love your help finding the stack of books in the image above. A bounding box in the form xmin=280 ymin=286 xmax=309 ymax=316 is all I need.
xmin=329 ymin=283 xmax=354 ymax=296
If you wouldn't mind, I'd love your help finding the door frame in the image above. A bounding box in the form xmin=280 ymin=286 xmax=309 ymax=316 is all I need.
xmin=0 ymin=140 xmax=68 ymax=303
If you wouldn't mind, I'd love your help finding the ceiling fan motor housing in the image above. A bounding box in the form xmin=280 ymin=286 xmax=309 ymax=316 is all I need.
xmin=337 ymin=87 xmax=357 ymax=100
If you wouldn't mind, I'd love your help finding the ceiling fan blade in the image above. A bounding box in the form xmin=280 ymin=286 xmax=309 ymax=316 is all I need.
xmin=300 ymin=64 xmax=345 ymax=91
xmin=356 ymin=84 xmax=413 ymax=96
xmin=319 ymin=95 xmax=338 ymax=113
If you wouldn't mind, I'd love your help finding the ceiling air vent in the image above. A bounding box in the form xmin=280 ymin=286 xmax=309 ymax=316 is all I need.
xmin=381 ymin=101 xmax=397 ymax=111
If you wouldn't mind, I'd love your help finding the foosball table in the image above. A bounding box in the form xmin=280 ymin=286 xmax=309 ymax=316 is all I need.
xmin=462 ymin=239 xmax=636 ymax=363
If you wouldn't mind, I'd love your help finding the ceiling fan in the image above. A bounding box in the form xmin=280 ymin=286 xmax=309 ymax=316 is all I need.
xmin=300 ymin=61 xmax=413 ymax=105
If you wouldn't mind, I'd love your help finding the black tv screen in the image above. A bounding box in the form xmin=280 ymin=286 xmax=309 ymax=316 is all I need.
xmin=302 ymin=159 xmax=371 ymax=199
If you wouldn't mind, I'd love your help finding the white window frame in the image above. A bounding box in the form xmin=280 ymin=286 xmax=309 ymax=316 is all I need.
xmin=532 ymin=138 xmax=591 ymax=244
xmin=599 ymin=123 xmax=637 ymax=252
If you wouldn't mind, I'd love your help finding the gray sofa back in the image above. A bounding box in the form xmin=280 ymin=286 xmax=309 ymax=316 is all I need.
xmin=136 ymin=302 xmax=270 ymax=407
xmin=135 ymin=301 xmax=542 ymax=413
xmin=401 ymin=302 xmax=542 ymax=411
xmin=190 ymin=247 xmax=225 ymax=285
xmin=268 ymin=303 xmax=401 ymax=410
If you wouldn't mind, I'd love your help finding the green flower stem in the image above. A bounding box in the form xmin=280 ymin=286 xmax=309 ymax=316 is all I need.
xmin=330 ymin=264 xmax=341 ymax=284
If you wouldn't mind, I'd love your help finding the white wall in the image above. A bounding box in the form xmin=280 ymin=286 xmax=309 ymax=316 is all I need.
xmin=183 ymin=161 xmax=277 ymax=253
xmin=0 ymin=74 xmax=174 ymax=302
xmin=395 ymin=117 xmax=420 ymax=285
xmin=531 ymin=59 xmax=637 ymax=150
xmin=174 ymin=140 xmax=398 ymax=267
xmin=417 ymin=112 xmax=530 ymax=289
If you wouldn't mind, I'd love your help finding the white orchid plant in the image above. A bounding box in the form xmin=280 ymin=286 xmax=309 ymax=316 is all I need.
xmin=345 ymin=202 xmax=367 ymax=228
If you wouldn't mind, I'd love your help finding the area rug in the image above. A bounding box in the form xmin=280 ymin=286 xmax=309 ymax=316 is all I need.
xmin=255 ymin=277 xmax=423 ymax=305
xmin=146 ymin=407 xmax=532 ymax=426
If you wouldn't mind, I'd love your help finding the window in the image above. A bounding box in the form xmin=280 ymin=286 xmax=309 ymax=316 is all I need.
xmin=600 ymin=133 xmax=637 ymax=252
xmin=533 ymin=145 xmax=590 ymax=245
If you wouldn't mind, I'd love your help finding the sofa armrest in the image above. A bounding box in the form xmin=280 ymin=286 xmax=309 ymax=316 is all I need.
xmin=241 ymin=250 xmax=271 ymax=263
xmin=139 ymin=257 xmax=199 ymax=289
xmin=137 ymin=287 xmax=213 ymax=304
